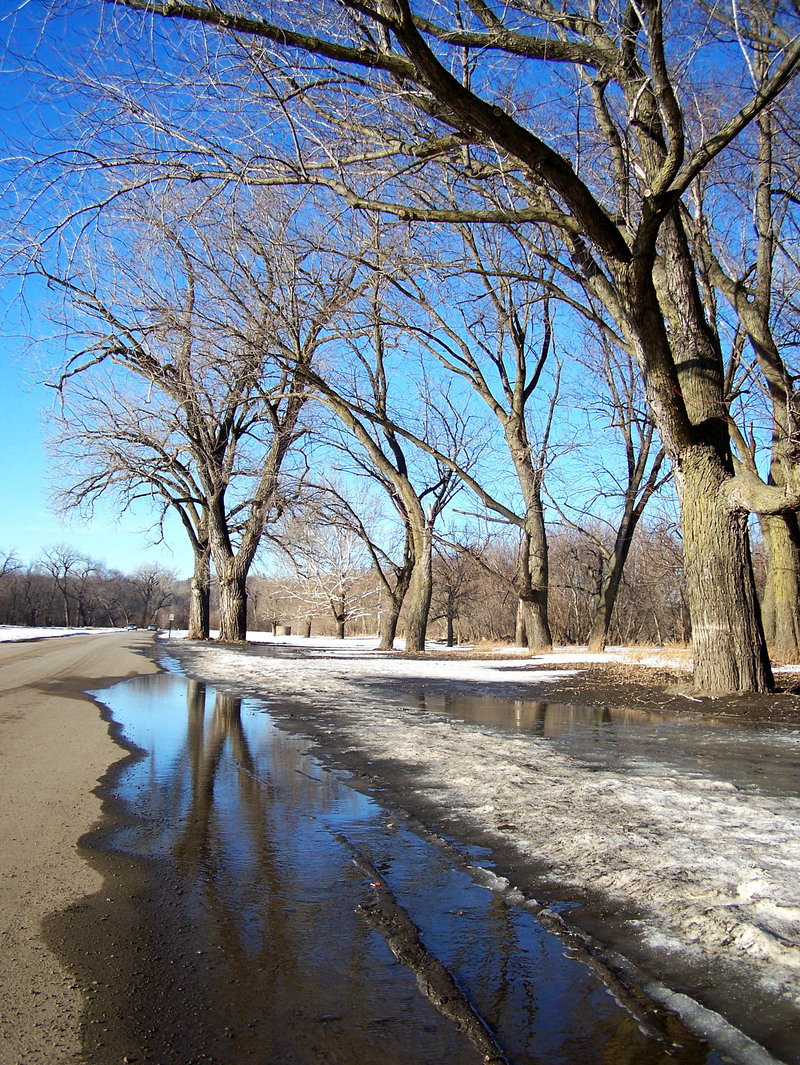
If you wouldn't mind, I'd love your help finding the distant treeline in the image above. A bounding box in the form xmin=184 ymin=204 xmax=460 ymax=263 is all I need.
xmin=0 ymin=547 xmax=182 ymax=630
xmin=1 ymin=517 xmax=719 ymax=646
xmin=253 ymin=519 xmax=694 ymax=646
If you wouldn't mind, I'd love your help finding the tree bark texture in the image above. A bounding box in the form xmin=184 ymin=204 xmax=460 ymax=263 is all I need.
xmin=586 ymin=577 xmax=620 ymax=654
xmin=379 ymin=598 xmax=401 ymax=651
xmin=217 ymin=570 xmax=248 ymax=643
xmin=505 ymin=424 xmax=553 ymax=654
xmin=332 ymin=596 xmax=346 ymax=639
xmin=518 ymin=524 xmax=552 ymax=653
xmin=403 ymin=521 xmax=433 ymax=653
xmin=677 ymin=449 xmax=773 ymax=692
xmin=188 ymin=547 xmax=211 ymax=640
xmin=378 ymin=551 xmax=414 ymax=651
xmin=519 ymin=591 xmax=551 ymax=653
xmin=629 ymin=216 xmax=774 ymax=693
xmin=515 ymin=600 xmax=527 ymax=648
xmin=759 ymin=512 xmax=800 ymax=659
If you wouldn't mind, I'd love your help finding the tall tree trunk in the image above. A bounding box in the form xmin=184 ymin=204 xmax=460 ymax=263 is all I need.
xmin=759 ymin=512 xmax=800 ymax=659
xmin=518 ymin=521 xmax=552 ymax=653
xmin=747 ymin=104 xmax=800 ymax=661
xmin=678 ymin=450 xmax=773 ymax=692
xmin=207 ymin=498 xmax=262 ymax=643
xmin=586 ymin=530 xmax=635 ymax=654
xmin=404 ymin=521 xmax=433 ymax=653
xmin=217 ymin=566 xmax=248 ymax=642
xmin=379 ymin=596 xmax=401 ymax=650
xmin=445 ymin=610 xmax=454 ymax=648
xmin=506 ymin=430 xmax=552 ymax=654
xmin=693 ymin=252 xmax=799 ymax=664
xmin=586 ymin=583 xmax=615 ymax=654
xmin=205 ymin=424 xmax=299 ymax=645
xmin=757 ymin=453 xmax=800 ymax=660
xmin=378 ymin=557 xmax=413 ymax=651
xmin=332 ymin=594 xmax=346 ymax=639
xmin=188 ymin=546 xmax=211 ymax=640
xmin=634 ymin=212 xmax=773 ymax=693
xmin=519 ymin=593 xmax=550 ymax=652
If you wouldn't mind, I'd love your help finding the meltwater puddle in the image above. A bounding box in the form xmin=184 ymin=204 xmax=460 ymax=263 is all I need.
xmin=74 ymin=670 xmax=726 ymax=1065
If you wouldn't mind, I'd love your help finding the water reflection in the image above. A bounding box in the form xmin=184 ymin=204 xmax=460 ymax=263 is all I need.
xmin=93 ymin=673 xmax=720 ymax=1065
xmin=176 ymin=684 xmax=263 ymax=868
xmin=406 ymin=692 xmax=683 ymax=734
xmin=404 ymin=691 xmax=800 ymax=795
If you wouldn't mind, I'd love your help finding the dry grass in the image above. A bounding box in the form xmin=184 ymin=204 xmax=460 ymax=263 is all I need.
xmin=619 ymin=643 xmax=693 ymax=669
xmin=471 ymin=638 xmax=518 ymax=653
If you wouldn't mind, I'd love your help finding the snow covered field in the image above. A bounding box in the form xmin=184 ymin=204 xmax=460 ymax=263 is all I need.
xmin=0 ymin=626 xmax=120 ymax=642
xmin=166 ymin=634 xmax=800 ymax=1065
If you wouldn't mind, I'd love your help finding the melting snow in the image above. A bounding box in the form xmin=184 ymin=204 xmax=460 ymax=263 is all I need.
xmin=0 ymin=625 xmax=119 ymax=642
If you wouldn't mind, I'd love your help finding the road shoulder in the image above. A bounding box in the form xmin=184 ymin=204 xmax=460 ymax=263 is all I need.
xmin=0 ymin=632 xmax=160 ymax=1065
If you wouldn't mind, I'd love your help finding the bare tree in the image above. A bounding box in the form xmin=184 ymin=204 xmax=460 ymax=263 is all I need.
xmin=246 ymin=574 xmax=296 ymax=634
xmin=40 ymin=545 xmax=96 ymax=627
xmin=100 ymin=0 xmax=800 ymax=691
xmin=11 ymin=568 xmax=58 ymax=628
xmin=547 ymin=517 xmax=689 ymax=647
xmin=274 ymin=509 xmax=379 ymax=639
xmin=0 ymin=551 xmax=22 ymax=626
xmin=381 ymin=227 xmax=564 ymax=651
xmin=37 ymin=189 xmax=361 ymax=641
xmin=277 ymin=476 xmax=413 ymax=648
xmin=129 ymin=563 xmax=175 ymax=627
xmin=429 ymin=539 xmax=479 ymax=647
xmin=691 ymin=70 xmax=800 ymax=659
xmin=51 ymin=375 xmax=214 ymax=638
xmin=0 ymin=551 xmax=20 ymax=580
xmin=300 ymin=259 xmax=470 ymax=651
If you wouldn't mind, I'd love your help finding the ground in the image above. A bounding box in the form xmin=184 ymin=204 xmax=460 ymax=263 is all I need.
xmin=0 ymin=631 xmax=159 ymax=1065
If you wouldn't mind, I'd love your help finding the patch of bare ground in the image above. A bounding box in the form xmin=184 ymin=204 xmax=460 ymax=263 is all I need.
xmin=0 ymin=632 xmax=160 ymax=1065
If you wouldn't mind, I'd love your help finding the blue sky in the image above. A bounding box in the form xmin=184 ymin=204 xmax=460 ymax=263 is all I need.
xmin=0 ymin=344 xmax=195 ymax=575
xmin=0 ymin=2 xmax=195 ymax=577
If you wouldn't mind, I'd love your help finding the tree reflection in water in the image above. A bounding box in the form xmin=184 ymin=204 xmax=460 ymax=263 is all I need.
xmin=96 ymin=673 xmax=718 ymax=1065
xmin=151 ymin=679 xmax=481 ymax=1064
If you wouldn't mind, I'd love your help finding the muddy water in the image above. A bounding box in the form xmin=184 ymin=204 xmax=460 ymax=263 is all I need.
xmin=82 ymin=672 xmax=723 ymax=1065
